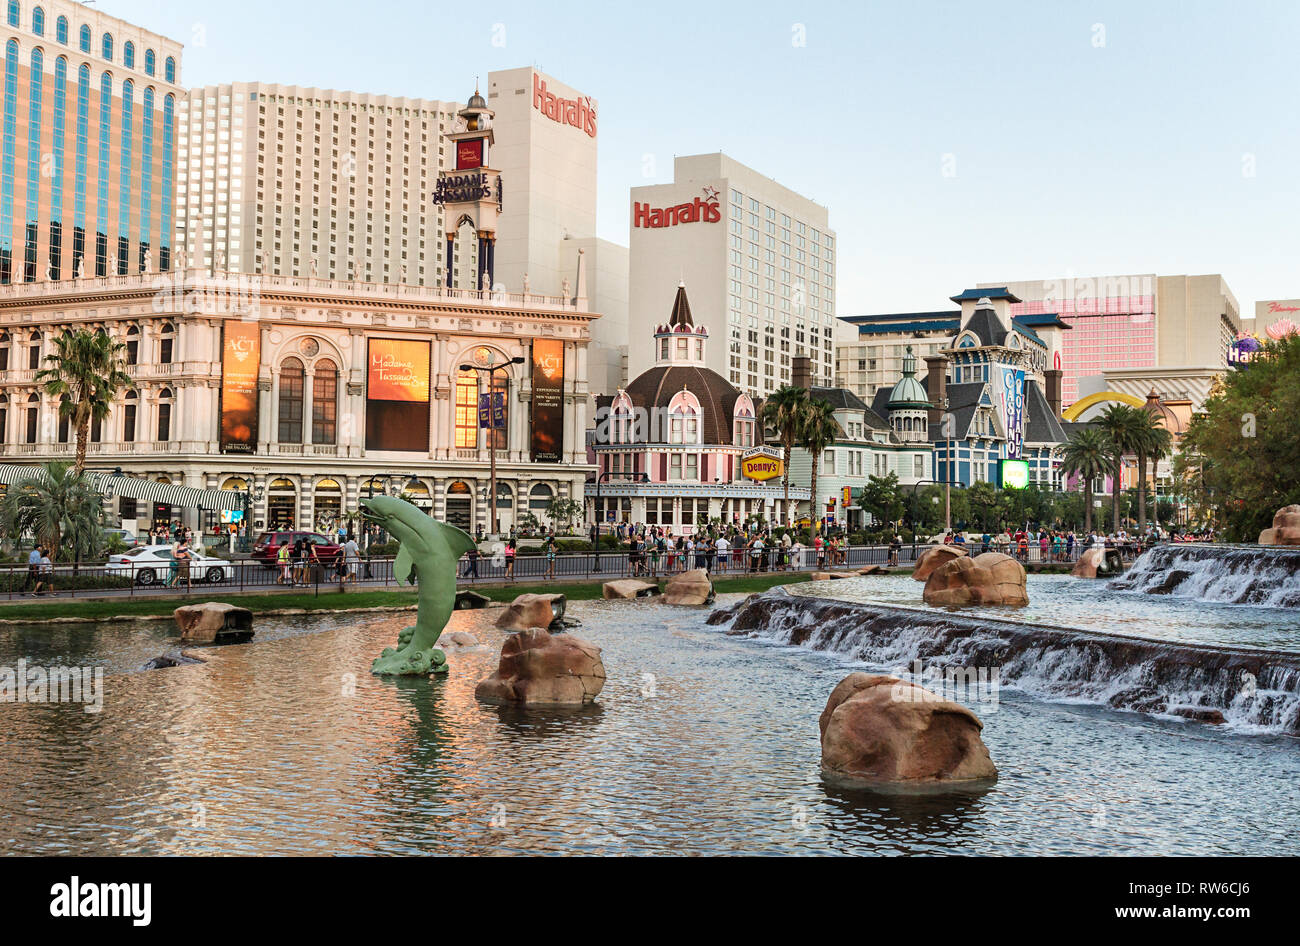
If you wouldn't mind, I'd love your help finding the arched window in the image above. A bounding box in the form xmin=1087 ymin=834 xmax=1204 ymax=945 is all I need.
xmin=529 ymin=483 xmax=554 ymax=512
xmin=0 ymin=332 xmax=9 ymax=371
xmin=0 ymin=394 xmax=8 ymax=442
xmin=5 ymin=1 xmax=17 ymax=28
xmin=163 ymin=55 xmax=174 ymax=83
xmin=454 ymin=367 xmax=477 ymax=448
xmin=278 ymin=357 xmax=304 ymax=443
xmin=143 ymin=48 xmax=154 ymax=75
xmin=610 ymin=391 xmax=634 ymax=444
xmin=157 ymin=320 xmax=173 ymax=363
xmin=311 ymin=358 xmax=337 ymax=444
xmin=24 ymin=392 xmax=39 ymax=444
xmin=27 ymin=331 xmax=41 ymax=370
xmin=101 ymin=32 xmax=112 ymax=61
xmin=122 ymin=390 xmax=137 ymax=442
xmin=78 ymin=24 xmax=90 ymax=53
xmin=156 ymin=388 xmax=173 ymax=441
xmin=495 ymin=481 xmax=513 ymax=511
xmin=31 ymin=5 xmax=42 ymax=35
xmin=124 ymin=323 xmax=139 ymax=365
xmin=122 ymin=40 xmax=133 ymax=69
xmin=667 ymin=390 xmax=701 ymax=445
xmin=55 ymin=14 xmax=65 ymax=44
xmin=220 ymin=476 xmax=248 ymax=491
xmin=57 ymin=393 xmax=69 ymax=442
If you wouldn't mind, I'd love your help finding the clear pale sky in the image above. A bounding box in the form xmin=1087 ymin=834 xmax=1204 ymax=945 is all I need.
xmin=107 ymin=0 xmax=1299 ymax=318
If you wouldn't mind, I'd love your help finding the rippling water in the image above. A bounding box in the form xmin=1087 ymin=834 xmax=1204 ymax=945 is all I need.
xmin=1 ymin=597 xmax=1298 ymax=855
xmin=797 ymin=573 xmax=1300 ymax=651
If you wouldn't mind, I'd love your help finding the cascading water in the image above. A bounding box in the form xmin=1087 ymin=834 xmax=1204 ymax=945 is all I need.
xmin=708 ymin=590 xmax=1300 ymax=735
xmin=1110 ymin=544 xmax=1300 ymax=608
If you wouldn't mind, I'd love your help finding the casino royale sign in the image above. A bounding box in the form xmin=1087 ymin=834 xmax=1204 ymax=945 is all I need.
xmin=741 ymin=446 xmax=784 ymax=482
xmin=434 ymin=172 xmax=498 ymax=205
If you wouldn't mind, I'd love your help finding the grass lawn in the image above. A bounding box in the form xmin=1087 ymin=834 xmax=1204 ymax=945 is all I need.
xmin=0 ymin=571 xmax=811 ymax=622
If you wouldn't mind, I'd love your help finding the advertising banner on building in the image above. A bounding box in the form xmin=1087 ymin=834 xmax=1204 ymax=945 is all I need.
xmin=740 ymin=446 xmax=783 ymax=481
xmin=219 ymin=320 xmax=261 ymax=454
xmin=365 ymin=338 xmax=431 ymax=451
xmin=998 ymin=366 xmax=1026 ymax=459
xmin=456 ymin=139 xmax=484 ymax=171
xmin=529 ymin=339 xmax=565 ymax=463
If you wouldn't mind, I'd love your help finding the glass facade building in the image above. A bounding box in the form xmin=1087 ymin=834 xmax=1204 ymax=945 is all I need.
xmin=0 ymin=1 xmax=182 ymax=283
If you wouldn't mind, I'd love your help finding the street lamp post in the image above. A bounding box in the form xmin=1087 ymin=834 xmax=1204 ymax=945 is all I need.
xmin=459 ymin=355 xmax=525 ymax=538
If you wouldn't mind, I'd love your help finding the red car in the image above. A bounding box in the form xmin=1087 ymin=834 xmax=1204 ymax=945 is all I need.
xmin=251 ymin=530 xmax=342 ymax=567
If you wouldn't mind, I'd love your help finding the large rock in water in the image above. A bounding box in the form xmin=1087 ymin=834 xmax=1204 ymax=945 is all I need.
xmin=474 ymin=627 xmax=606 ymax=706
xmin=602 ymin=578 xmax=659 ymax=600
xmin=912 ymin=544 xmax=967 ymax=581
xmin=495 ymin=593 xmax=566 ymax=630
xmin=173 ymin=602 xmax=254 ymax=643
xmin=1071 ymin=547 xmax=1112 ymax=578
xmin=819 ymin=672 xmax=997 ymax=789
xmin=663 ymin=568 xmax=714 ymax=605
xmin=923 ymin=552 xmax=1028 ymax=607
xmin=1259 ymin=504 xmax=1300 ymax=545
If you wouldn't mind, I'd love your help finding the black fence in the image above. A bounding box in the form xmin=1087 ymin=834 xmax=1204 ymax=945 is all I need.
xmin=0 ymin=539 xmax=1148 ymax=601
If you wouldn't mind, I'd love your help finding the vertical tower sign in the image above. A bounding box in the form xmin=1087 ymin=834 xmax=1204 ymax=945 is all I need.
xmin=219 ymin=320 xmax=261 ymax=454
xmin=529 ymin=339 xmax=565 ymax=462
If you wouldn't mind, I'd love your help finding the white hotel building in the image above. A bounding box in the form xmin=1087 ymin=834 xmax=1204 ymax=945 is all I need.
xmin=628 ymin=154 xmax=836 ymax=399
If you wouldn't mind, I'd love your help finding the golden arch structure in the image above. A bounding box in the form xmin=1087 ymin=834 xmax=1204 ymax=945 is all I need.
xmin=1062 ymin=391 xmax=1145 ymax=421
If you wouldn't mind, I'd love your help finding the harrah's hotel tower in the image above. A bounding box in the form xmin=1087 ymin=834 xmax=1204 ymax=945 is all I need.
xmin=0 ymin=0 xmax=184 ymax=283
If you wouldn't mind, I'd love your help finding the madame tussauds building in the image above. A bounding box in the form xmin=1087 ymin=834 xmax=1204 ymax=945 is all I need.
xmin=0 ymin=262 xmax=597 ymax=540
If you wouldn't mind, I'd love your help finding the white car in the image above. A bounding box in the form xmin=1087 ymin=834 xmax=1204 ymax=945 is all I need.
xmin=105 ymin=544 xmax=235 ymax=586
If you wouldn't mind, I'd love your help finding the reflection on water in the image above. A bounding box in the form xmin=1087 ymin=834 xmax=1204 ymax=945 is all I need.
xmin=796 ymin=574 xmax=1300 ymax=652
xmin=1 ymin=598 xmax=1298 ymax=855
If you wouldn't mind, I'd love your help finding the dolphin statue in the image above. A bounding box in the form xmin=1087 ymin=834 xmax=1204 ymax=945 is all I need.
xmin=360 ymin=495 xmax=478 ymax=675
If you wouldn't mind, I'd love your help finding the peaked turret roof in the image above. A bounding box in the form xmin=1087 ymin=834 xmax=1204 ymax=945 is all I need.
xmin=668 ymin=282 xmax=694 ymax=327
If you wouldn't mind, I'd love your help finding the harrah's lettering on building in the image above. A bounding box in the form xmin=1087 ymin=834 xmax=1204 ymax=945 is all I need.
xmin=533 ymin=74 xmax=597 ymax=138
xmin=633 ymin=197 xmax=722 ymax=229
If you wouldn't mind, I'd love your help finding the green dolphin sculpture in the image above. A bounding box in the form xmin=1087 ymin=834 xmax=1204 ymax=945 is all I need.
xmin=361 ymin=495 xmax=478 ymax=676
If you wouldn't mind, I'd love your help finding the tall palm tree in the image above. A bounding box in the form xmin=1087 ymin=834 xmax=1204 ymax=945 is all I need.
xmin=35 ymin=329 xmax=135 ymax=474
xmin=760 ymin=385 xmax=807 ymax=525
xmin=1060 ymin=426 xmax=1110 ymax=534
xmin=799 ymin=398 xmax=842 ymax=535
xmin=1133 ymin=411 xmax=1174 ymax=532
xmin=1096 ymin=404 xmax=1143 ymax=533
xmin=0 ymin=460 xmax=105 ymax=561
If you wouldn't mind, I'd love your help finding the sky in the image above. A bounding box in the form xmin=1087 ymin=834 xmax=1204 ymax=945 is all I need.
xmin=105 ymin=0 xmax=1300 ymax=319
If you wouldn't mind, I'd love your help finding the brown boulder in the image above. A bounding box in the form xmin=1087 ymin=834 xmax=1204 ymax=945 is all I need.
xmin=1260 ymin=504 xmax=1300 ymax=545
xmin=172 ymin=602 xmax=254 ymax=643
xmin=1071 ymin=547 xmax=1105 ymax=578
xmin=495 ymin=593 xmax=566 ymax=630
xmin=923 ymin=552 xmax=1028 ymax=607
xmin=912 ymin=544 xmax=967 ymax=581
xmin=602 ymin=579 xmax=659 ymax=600
xmin=857 ymin=565 xmax=882 ymax=576
xmin=819 ymin=672 xmax=997 ymax=788
xmin=474 ymin=628 xmax=606 ymax=706
xmin=663 ymin=568 xmax=714 ymax=605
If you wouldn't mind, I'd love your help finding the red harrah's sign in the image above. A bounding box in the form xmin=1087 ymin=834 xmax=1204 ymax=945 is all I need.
xmin=634 ymin=196 xmax=721 ymax=229
xmin=534 ymin=74 xmax=596 ymax=138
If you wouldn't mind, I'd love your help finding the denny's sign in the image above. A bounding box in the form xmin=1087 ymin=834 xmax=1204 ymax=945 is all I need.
xmin=741 ymin=447 xmax=783 ymax=482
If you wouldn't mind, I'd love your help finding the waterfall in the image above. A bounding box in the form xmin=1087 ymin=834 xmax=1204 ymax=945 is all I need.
xmin=1111 ymin=544 xmax=1300 ymax=608
xmin=708 ymin=591 xmax=1300 ymax=735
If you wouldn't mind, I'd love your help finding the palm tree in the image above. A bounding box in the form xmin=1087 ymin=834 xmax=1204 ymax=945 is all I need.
xmin=799 ymin=398 xmax=842 ymax=535
xmin=1133 ymin=411 xmax=1174 ymax=533
xmin=0 ymin=460 xmax=105 ymax=561
xmin=35 ymin=329 xmax=135 ymax=474
xmin=1097 ymin=404 xmax=1143 ymax=533
xmin=1060 ymin=426 xmax=1110 ymax=534
xmin=760 ymin=385 xmax=807 ymax=525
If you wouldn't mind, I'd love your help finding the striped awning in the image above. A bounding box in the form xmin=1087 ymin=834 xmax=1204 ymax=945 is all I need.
xmin=0 ymin=464 xmax=247 ymax=512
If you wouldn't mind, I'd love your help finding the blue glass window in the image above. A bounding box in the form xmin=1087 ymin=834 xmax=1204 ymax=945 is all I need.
xmin=144 ymin=48 xmax=154 ymax=76
xmin=164 ymin=56 xmax=175 ymax=83
xmin=23 ymin=46 xmax=40 ymax=282
xmin=101 ymin=33 xmax=112 ymax=61
xmin=55 ymin=14 xmax=65 ymax=44
xmin=49 ymin=55 xmax=65 ymax=278
xmin=0 ymin=40 xmax=16 ymax=284
xmin=140 ymin=86 xmax=152 ymax=271
xmin=123 ymin=41 xmax=134 ymax=69
xmin=31 ymin=5 xmax=42 ymax=35
xmin=73 ymin=63 xmax=88 ymax=276
xmin=96 ymin=71 xmax=110 ymax=275
xmin=79 ymin=24 xmax=90 ymax=53
xmin=160 ymin=94 xmax=173 ymax=269
xmin=117 ymin=79 xmax=132 ymax=274
xmin=5 ymin=2 xmax=17 ymax=29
